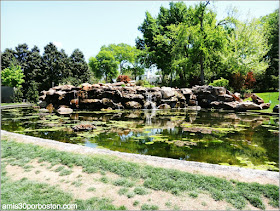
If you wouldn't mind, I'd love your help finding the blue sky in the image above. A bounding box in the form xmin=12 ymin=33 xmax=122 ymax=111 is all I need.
xmin=1 ymin=1 xmax=279 ymax=61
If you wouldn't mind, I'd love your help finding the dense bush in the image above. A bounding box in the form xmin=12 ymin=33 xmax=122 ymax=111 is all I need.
xmin=1 ymin=63 xmax=25 ymax=88
xmin=209 ymin=78 xmax=229 ymax=88
xmin=117 ymin=75 xmax=131 ymax=83
xmin=135 ymin=80 xmax=154 ymax=88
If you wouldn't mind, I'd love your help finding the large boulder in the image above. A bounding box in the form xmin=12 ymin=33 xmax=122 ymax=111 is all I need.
xmin=125 ymin=101 xmax=142 ymax=109
xmin=260 ymin=103 xmax=270 ymax=110
xmin=223 ymin=101 xmax=239 ymax=110
xmin=273 ymin=105 xmax=279 ymax=113
xmin=251 ymin=94 xmax=264 ymax=105
xmin=136 ymin=86 xmax=147 ymax=94
xmin=236 ymin=102 xmax=262 ymax=111
xmin=122 ymin=86 xmax=137 ymax=94
xmin=161 ymin=87 xmax=175 ymax=99
xmin=122 ymin=93 xmax=144 ymax=104
xmin=181 ymin=88 xmax=192 ymax=96
xmin=157 ymin=104 xmax=171 ymax=109
xmin=232 ymin=93 xmax=242 ymax=102
xmin=102 ymin=98 xmax=115 ymax=108
xmin=79 ymin=99 xmax=103 ymax=109
xmin=217 ymin=94 xmax=234 ymax=102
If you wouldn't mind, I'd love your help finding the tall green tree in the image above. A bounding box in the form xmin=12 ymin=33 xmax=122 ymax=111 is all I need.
xmin=69 ymin=49 xmax=90 ymax=84
xmin=137 ymin=1 xmax=228 ymax=87
xmin=100 ymin=43 xmax=137 ymax=74
xmin=42 ymin=43 xmax=71 ymax=90
xmin=89 ymin=50 xmax=118 ymax=82
xmin=219 ymin=18 xmax=270 ymax=90
xmin=1 ymin=48 xmax=17 ymax=69
xmin=256 ymin=9 xmax=279 ymax=91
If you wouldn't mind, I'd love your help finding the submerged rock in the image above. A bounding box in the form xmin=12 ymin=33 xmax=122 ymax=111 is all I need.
xmin=57 ymin=106 xmax=73 ymax=114
xmin=72 ymin=124 xmax=96 ymax=132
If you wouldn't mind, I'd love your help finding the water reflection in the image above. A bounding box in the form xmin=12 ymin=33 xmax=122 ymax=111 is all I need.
xmin=1 ymin=108 xmax=279 ymax=170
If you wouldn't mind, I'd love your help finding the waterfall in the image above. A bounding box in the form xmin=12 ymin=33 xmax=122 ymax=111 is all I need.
xmin=145 ymin=91 xmax=157 ymax=110
xmin=144 ymin=109 xmax=156 ymax=125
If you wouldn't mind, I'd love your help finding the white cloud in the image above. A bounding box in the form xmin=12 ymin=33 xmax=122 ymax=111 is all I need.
xmin=52 ymin=41 xmax=63 ymax=48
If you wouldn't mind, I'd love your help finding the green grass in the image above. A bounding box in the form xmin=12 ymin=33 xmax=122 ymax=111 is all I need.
xmin=133 ymin=200 xmax=140 ymax=206
xmin=141 ymin=203 xmax=159 ymax=210
xmin=87 ymin=187 xmax=96 ymax=192
xmin=118 ymin=187 xmax=129 ymax=195
xmin=126 ymin=191 xmax=135 ymax=198
xmin=1 ymin=139 xmax=279 ymax=210
xmin=54 ymin=165 xmax=65 ymax=172
xmin=133 ymin=186 xmax=150 ymax=195
xmin=100 ymin=176 xmax=109 ymax=184
xmin=113 ymin=178 xmax=135 ymax=187
xmin=59 ymin=169 xmax=73 ymax=176
xmin=1 ymin=103 xmax=29 ymax=106
xmin=245 ymin=92 xmax=279 ymax=113
xmin=71 ymin=179 xmax=83 ymax=187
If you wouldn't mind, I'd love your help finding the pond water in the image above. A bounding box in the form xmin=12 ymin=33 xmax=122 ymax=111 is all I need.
xmin=1 ymin=108 xmax=279 ymax=171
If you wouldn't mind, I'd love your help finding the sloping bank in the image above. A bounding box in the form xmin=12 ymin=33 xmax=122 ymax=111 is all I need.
xmin=1 ymin=130 xmax=279 ymax=210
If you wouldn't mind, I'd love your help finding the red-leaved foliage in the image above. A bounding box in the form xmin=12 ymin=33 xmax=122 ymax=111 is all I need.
xmin=117 ymin=75 xmax=131 ymax=83
xmin=231 ymin=72 xmax=245 ymax=91
xmin=244 ymin=71 xmax=256 ymax=89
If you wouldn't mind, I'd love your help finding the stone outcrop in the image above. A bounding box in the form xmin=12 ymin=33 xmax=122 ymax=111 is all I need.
xmin=39 ymin=83 xmax=270 ymax=112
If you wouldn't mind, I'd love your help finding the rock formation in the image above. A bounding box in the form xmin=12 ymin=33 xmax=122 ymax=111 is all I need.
xmin=39 ymin=83 xmax=270 ymax=113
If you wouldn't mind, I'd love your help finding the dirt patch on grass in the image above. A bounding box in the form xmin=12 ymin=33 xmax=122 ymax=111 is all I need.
xmin=3 ymin=159 xmax=246 ymax=210
xmin=2 ymin=131 xmax=278 ymax=186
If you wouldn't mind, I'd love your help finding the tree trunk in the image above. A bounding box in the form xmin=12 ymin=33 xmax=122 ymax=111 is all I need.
xmin=200 ymin=54 xmax=204 ymax=85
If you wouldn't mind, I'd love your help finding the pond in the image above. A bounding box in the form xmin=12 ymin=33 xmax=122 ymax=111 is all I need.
xmin=1 ymin=108 xmax=279 ymax=171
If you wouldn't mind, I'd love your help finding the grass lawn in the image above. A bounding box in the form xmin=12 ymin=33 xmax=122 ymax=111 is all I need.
xmin=245 ymin=92 xmax=279 ymax=113
xmin=1 ymin=102 xmax=29 ymax=106
xmin=1 ymin=139 xmax=279 ymax=210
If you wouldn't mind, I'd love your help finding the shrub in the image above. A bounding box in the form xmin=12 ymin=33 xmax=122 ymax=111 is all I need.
xmin=117 ymin=75 xmax=131 ymax=83
xmin=1 ymin=63 xmax=25 ymax=88
xmin=244 ymin=71 xmax=256 ymax=89
xmin=209 ymin=77 xmax=229 ymax=88
xmin=231 ymin=73 xmax=245 ymax=92
xmin=136 ymin=80 xmax=154 ymax=88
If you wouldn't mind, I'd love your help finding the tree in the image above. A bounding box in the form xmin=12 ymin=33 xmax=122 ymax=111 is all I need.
xmin=1 ymin=63 xmax=25 ymax=88
xmin=22 ymin=46 xmax=43 ymax=102
xmin=68 ymin=49 xmax=90 ymax=85
xmin=1 ymin=48 xmax=17 ymax=69
xmin=256 ymin=9 xmax=279 ymax=91
xmin=89 ymin=50 xmax=118 ymax=82
xmin=42 ymin=43 xmax=71 ymax=90
xmin=137 ymin=2 xmax=228 ymax=87
xmin=196 ymin=1 xmax=210 ymax=85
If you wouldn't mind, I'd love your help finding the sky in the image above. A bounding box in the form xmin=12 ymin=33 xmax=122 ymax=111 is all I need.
xmin=1 ymin=1 xmax=279 ymax=61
